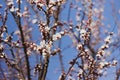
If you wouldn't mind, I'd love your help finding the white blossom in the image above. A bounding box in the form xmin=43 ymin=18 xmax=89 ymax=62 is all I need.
xmin=42 ymin=48 xmax=50 ymax=58
xmin=50 ymin=0 xmax=57 ymax=3
xmin=90 ymin=22 xmax=96 ymax=27
xmin=42 ymin=49 xmax=47 ymax=58
xmin=98 ymin=50 xmax=105 ymax=56
xmin=48 ymin=41 xmax=53 ymax=47
xmin=104 ymin=36 xmax=111 ymax=44
xmin=60 ymin=31 xmax=64 ymax=35
xmin=40 ymin=40 xmax=45 ymax=48
xmin=99 ymin=62 xmax=105 ymax=69
xmin=96 ymin=53 xmax=101 ymax=58
xmin=0 ymin=44 xmax=3 ymax=50
xmin=14 ymin=30 xmax=20 ymax=35
xmin=112 ymin=60 xmax=117 ymax=66
xmin=52 ymin=34 xmax=57 ymax=41
xmin=27 ymin=49 xmax=31 ymax=55
xmin=2 ymin=33 xmax=4 ymax=37
xmin=15 ymin=8 xmax=19 ymax=11
xmin=78 ymin=69 xmax=83 ymax=75
xmin=52 ymin=33 xmax=62 ymax=41
xmin=10 ymin=6 xmax=15 ymax=12
xmin=45 ymin=26 xmax=50 ymax=32
xmin=84 ymin=63 xmax=88 ymax=70
xmin=93 ymin=8 xmax=99 ymax=13
xmin=80 ymin=29 xmax=86 ymax=39
xmin=7 ymin=0 xmax=14 ymax=6
xmin=16 ymin=0 xmax=22 ymax=3
xmin=34 ymin=0 xmax=39 ymax=3
xmin=76 ymin=43 xmax=82 ymax=50
xmin=32 ymin=19 xmax=37 ymax=24
xmin=80 ymin=29 xmax=86 ymax=34
xmin=98 ymin=69 xmax=103 ymax=74
xmin=0 ymin=53 xmax=5 ymax=58
xmin=45 ymin=44 xmax=51 ymax=53
xmin=56 ymin=33 xmax=61 ymax=38
xmin=16 ymin=12 xmax=22 ymax=17
xmin=100 ymin=44 xmax=109 ymax=49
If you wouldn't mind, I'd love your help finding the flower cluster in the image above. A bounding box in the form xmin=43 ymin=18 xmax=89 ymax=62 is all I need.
xmin=97 ymin=32 xmax=113 ymax=59
xmin=34 ymin=63 xmax=42 ymax=75
xmin=0 ymin=52 xmax=5 ymax=58
xmin=0 ymin=0 xmax=119 ymax=80
xmin=76 ymin=43 xmax=83 ymax=50
xmin=52 ymin=31 xmax=65 ymax=41
xmin=26 ymin=39 xmax=61 ymax=58
xmin=80 ymin=28 xmax=91 ymax=41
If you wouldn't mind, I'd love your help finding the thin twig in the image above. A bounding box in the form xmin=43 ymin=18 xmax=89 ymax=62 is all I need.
xmin=17 ymin=0 xmax=31 ymax=80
